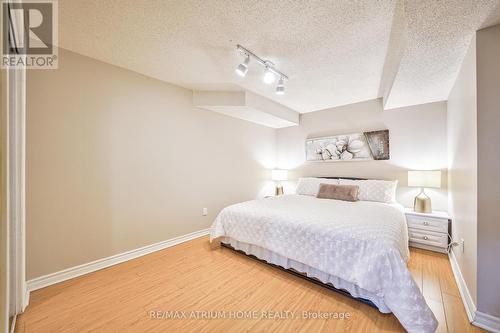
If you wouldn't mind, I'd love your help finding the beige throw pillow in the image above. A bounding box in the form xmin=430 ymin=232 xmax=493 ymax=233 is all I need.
xmin=316 ymin=183 xmax=360 ymax=202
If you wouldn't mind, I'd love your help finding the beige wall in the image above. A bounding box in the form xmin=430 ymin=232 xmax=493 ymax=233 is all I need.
xmin=26 ymin=49 xmax=276 ymax=279
xmin=476 ymin=24 xmax=500 ymax=318
xmin=447 ymin=35 xmax=478 ymax=304
xmin=276 ymin=98 xmax=448 ymax=210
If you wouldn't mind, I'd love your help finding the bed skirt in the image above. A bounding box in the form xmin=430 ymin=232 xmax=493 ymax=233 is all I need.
xmin=220 ymin=236 xmax=391 ymax=313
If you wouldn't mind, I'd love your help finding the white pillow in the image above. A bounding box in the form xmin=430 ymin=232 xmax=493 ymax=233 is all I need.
xmin=296 ymin=177 xmax=339 ymax=196
xmin=338 ymin=179 xmax=398 ymax=203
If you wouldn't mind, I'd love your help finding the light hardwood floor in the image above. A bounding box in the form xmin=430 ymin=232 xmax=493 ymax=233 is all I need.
xmin=16 ymin=236 xmax=483 ymax=333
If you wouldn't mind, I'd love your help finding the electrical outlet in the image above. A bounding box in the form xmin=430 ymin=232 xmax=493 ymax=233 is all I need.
xmin=202 ymin=208 xmax=208 ymax=216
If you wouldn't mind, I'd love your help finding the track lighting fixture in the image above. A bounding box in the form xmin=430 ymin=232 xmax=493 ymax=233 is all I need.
xmin=235 ymin=44 xmax=288 ymax=95
xmin=235 ymin=55 xmax=249 ymax=77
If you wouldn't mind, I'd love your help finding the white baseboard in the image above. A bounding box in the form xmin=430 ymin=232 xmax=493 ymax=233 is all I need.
xmin=26 ymin=228 xmax=210 ymax=294
xmin=449 ymin=249 xmax=500 ymax=332
xmin=448 ymin=249 xmax=477 ymax=322
xmin=9 ymin=314 xmax=17 ymax=333
xmin=22 ymin=287 xmax=30 ymax=311
xmin=474 ymin=311 xmax=500 ymax=333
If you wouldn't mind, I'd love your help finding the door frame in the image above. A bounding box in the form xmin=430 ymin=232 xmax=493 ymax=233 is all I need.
xmin=2 ymin=1 xmax=28 ymax=331
xmin=8 ymin=66 xmax=27 ymax=316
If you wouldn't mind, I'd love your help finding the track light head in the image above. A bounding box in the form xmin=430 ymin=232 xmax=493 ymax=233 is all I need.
xmin=276 ymin=77 xmax=285 ymax=95
xmin=263 ymin=67 xmax=275 ymax=84
xmin=235 ymin=56 xmax=250 ymax=77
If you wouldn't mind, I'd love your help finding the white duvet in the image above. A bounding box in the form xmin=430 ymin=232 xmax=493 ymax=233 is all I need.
xmin=210 ymin=195 xmax=438 ymax=333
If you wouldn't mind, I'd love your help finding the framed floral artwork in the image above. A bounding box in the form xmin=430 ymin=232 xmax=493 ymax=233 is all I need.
xmin=305 ymin=130 xmax=390 ymax=161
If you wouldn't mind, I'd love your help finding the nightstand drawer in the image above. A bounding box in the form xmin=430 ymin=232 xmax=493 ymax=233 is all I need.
xmin=409 ymin=229 xmax=448 ymax=248
xmin=406 ymin=215 xmax=448 ymax=233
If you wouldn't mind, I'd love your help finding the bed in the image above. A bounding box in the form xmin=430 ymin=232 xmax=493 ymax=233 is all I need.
xmin=210 ymin=178 xmax=438 ymax=333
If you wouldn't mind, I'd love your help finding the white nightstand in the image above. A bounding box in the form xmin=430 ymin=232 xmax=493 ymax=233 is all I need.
xmin=404 ymin=208 xmax=451 ymax=253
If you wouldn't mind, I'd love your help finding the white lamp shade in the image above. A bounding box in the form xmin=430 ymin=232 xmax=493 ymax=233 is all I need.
xmin=408 ymin=170 xmax=441 ymax=188
xmin=271 ymin=169 xmax=288 ymax=181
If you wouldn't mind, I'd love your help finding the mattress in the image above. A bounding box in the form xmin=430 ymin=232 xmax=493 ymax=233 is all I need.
xmin=210 ymin=194 xmax=438 ymax=333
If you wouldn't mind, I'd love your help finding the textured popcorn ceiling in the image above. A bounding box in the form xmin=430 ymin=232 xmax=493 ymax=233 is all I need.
xmin=58 ymin=0 xmax=500 ymax=113
xmin=384 ymin=0 xmax=499 ymax=109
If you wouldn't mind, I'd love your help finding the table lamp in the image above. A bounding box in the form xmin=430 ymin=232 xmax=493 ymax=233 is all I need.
xmin=271 ymin=169 xmax=288 ymax=196
xmin=408 ymin=170 xmax=441 ymax=213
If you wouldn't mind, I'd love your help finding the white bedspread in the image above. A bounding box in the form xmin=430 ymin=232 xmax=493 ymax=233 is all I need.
xmin=210 ymin=195 xmax=438 ymax=333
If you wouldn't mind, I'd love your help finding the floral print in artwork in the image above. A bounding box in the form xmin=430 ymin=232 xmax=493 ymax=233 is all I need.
xmin=305 ymin=130 xmax=389 ymax=161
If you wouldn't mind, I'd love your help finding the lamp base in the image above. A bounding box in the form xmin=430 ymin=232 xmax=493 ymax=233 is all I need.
xmin=414 ymin=190 xmax=432 ymax=213
xmin=275 ymin=185 xmax=284 ymax=196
